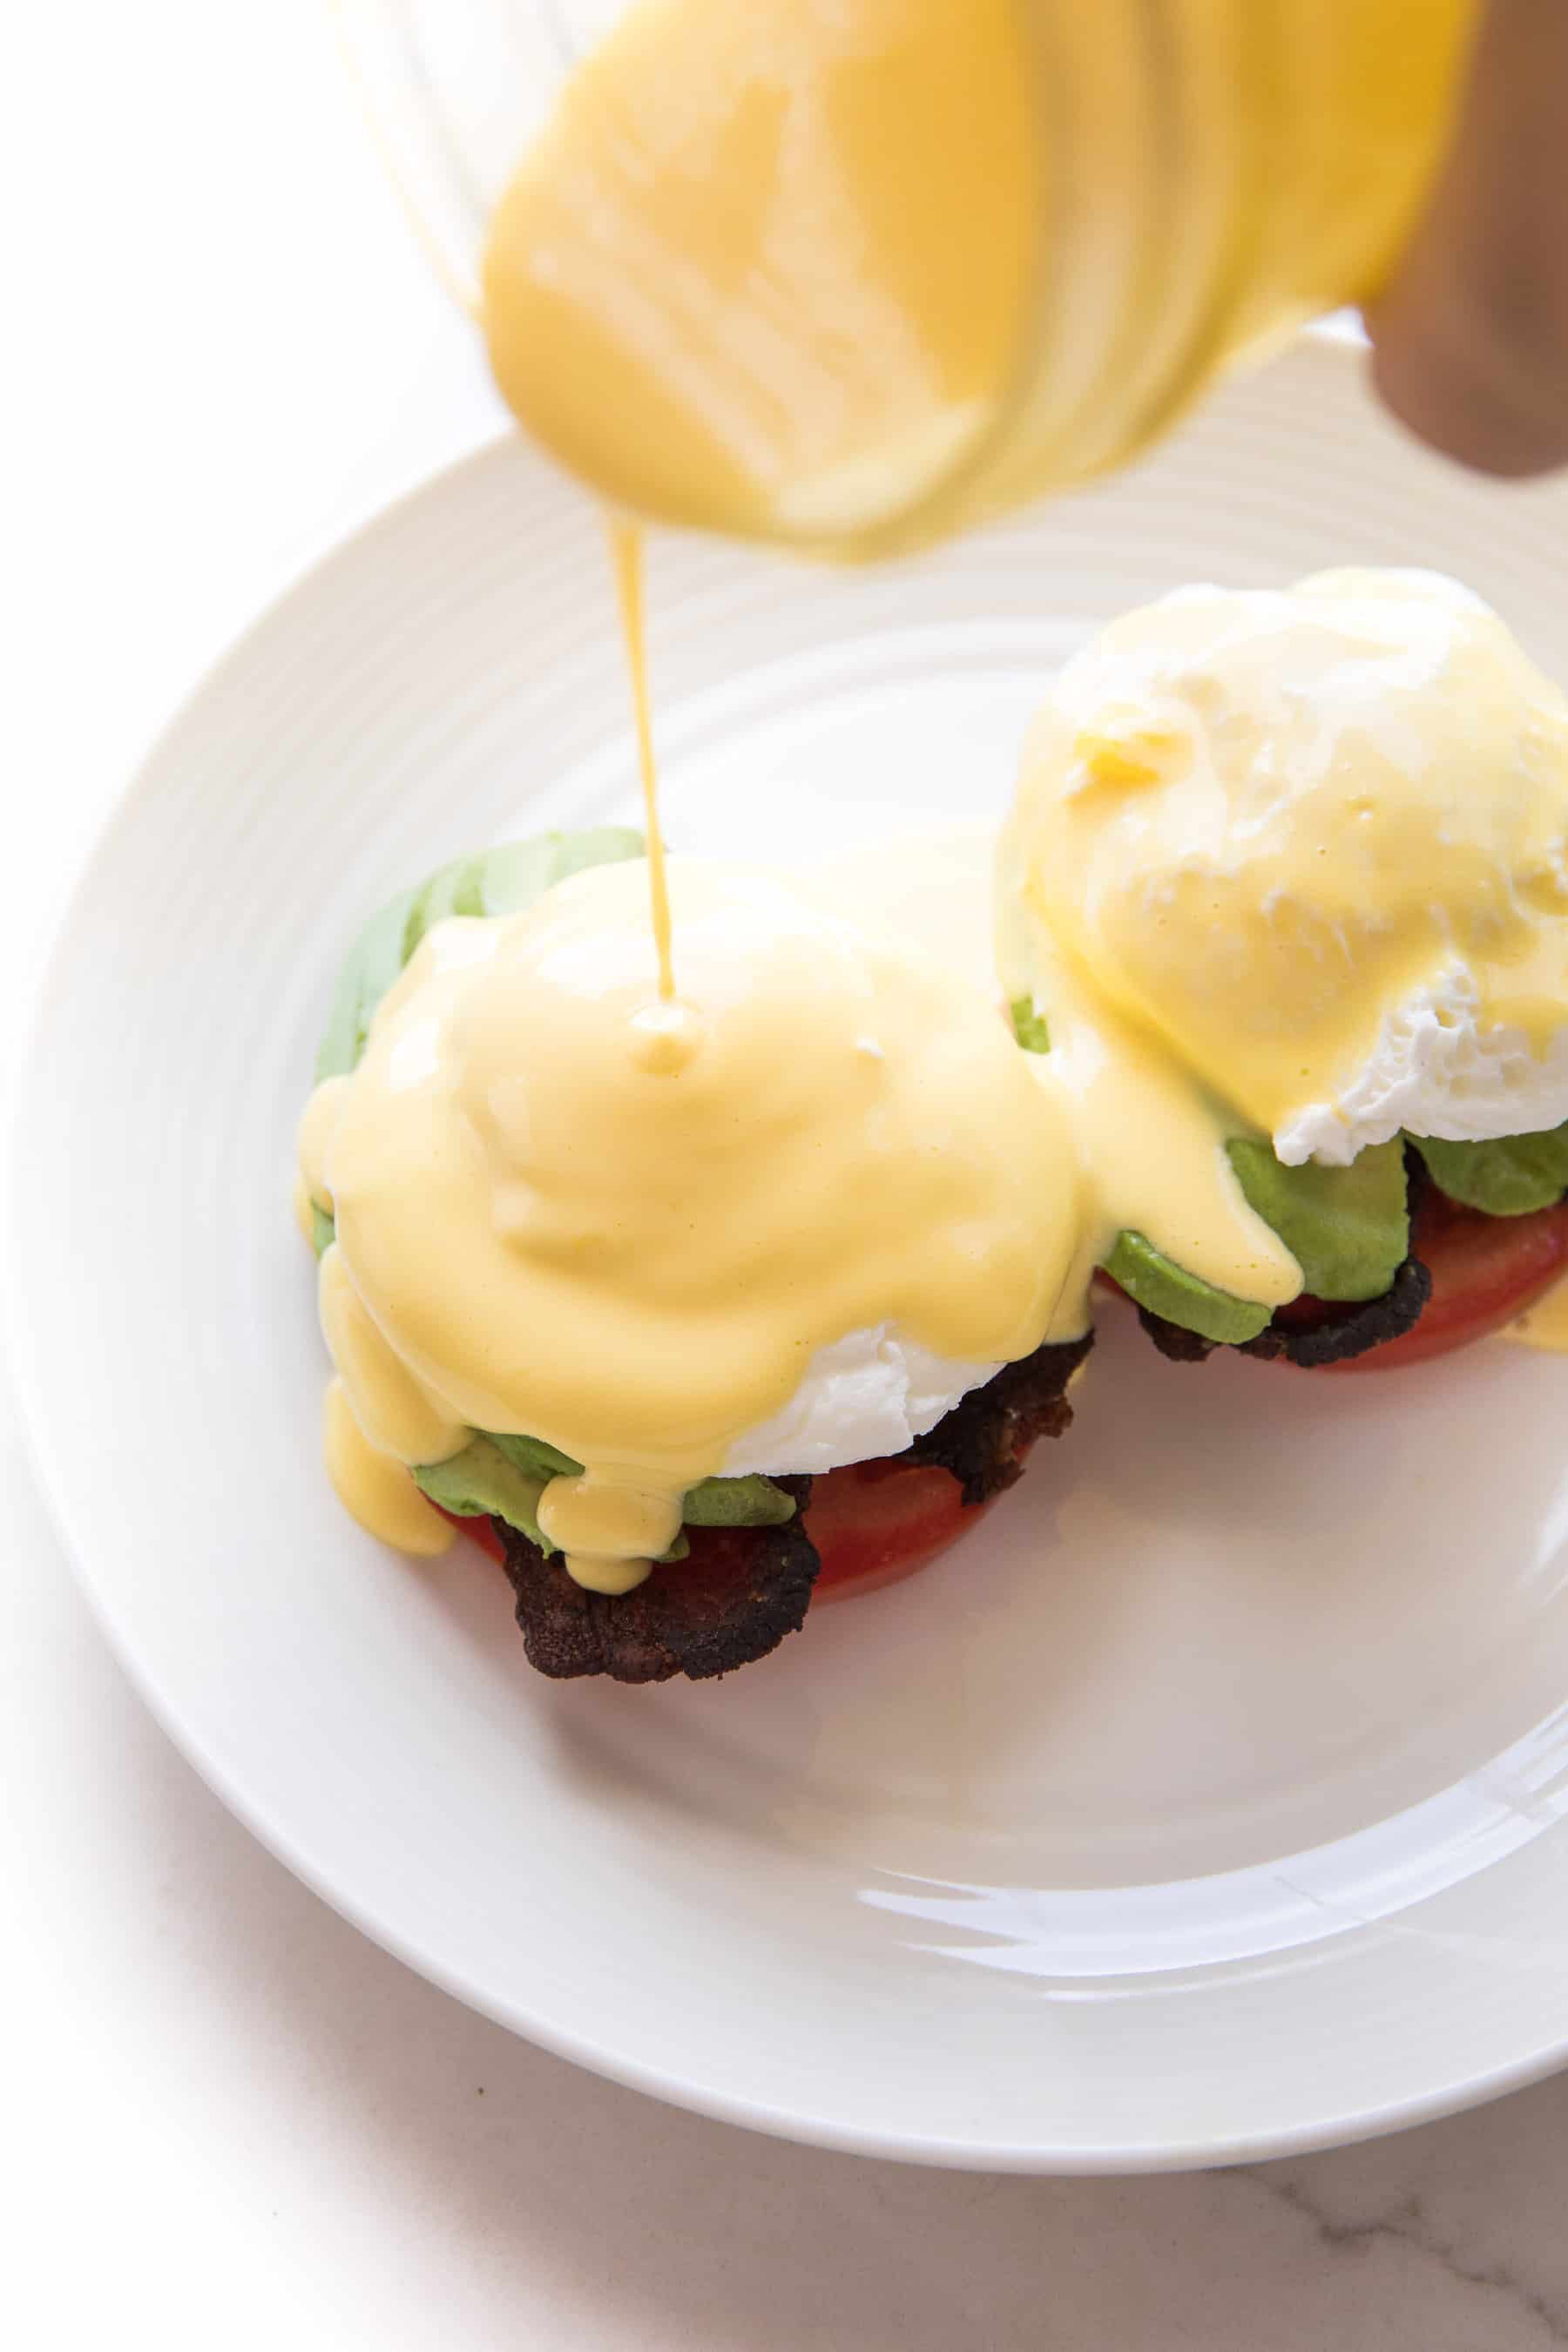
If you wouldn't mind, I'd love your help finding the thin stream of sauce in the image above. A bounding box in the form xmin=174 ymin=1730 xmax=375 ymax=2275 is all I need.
xmin=608 ymin=517 xmax=676 ymax=1003
xmin=301 ymin=571 xmax=1568 ymax=1580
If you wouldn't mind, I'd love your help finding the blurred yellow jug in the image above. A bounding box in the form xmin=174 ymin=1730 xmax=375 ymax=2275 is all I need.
xmin=466 ymin=0 xmax=1477 ymax=556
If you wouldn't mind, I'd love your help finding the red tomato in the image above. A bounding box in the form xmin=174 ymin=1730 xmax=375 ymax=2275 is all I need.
xmin=437 ymin=1460 xmax=1004 ymax=1604
xmin=1325 ymin=1188 xmax=1568 ymax=1372
xmin=1098 ymin=1190 xmax=1568 ymax=1371
xmin=435 ymin=1502 xmax=508 ymax=1564
xmin=802 ymin=1459 xmax=999 ymax=1602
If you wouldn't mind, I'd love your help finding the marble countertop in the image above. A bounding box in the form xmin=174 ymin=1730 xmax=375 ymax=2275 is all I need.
xmin=11 ymin=4 xmax=1568 ymax=2343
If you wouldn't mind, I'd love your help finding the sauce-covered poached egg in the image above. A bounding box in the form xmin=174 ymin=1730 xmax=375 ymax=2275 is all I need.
xmin=1007 ymin=570 xmax=1568 ymax=1170
xmin=301 ymin=855 xmax=1082 ymax=1592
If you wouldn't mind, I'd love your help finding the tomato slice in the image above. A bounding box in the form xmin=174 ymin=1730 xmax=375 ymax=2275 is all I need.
xmin=1327 ymin=1188 xmax=1568 ymax=1371
xmin=801 ymin=1459 xmax=998 ymax=1602
xmin=436 ymin=1457 xmax=1004 ymax=1605
xmin=1098 ymin=1187 xmax=1568 ymax=1371
xmin=435 ymin=1502 xmax=508 ymax=1564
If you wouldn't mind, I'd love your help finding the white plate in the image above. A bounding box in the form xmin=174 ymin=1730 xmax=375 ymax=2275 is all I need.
xmin=17 ymin=337 xmax=1568 ymax=2173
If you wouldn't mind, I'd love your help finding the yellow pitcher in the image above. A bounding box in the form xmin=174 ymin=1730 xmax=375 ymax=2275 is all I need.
xmin=341 ymin=0 xmax=1478 ymax=556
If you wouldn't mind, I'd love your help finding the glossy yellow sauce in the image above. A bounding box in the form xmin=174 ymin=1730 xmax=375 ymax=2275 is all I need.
xmin=308 ymin=0 xmax=1512 ymax=1571
xmin=1502 ymin=1280 xmax=1568 ymax=1355
xmin=479 ymin=0 xmax=1475 ymax=558
xmin=322 ymin=1376 xmax=455 ymax=1557
xmin=302 ymin=855 xmax=1082 ymax=1583
xmin=482 ymin=0 xmax=1037 ymax=556
xmin=1000 ymin=891 xmax=1301 ymax=1311
xmin=305 ymin=561 xmax=1568 ymax=1576
xmin=291 ymin=1173 xmax=317 ymax=1247
xmin=317 ymin=1242 xmax=466 ymax=1465
xmin=1004 ymin=571 xmax=1568 ymax=1180
xmin=828 ymin=822 xmax=1301 ymax=1308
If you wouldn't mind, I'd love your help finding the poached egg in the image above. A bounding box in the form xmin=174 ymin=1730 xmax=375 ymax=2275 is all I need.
xmin=1005 ymin=568 xmax=1568 ymax=1172
xmin=303 ymin=854 xmax=1082 ymax=1589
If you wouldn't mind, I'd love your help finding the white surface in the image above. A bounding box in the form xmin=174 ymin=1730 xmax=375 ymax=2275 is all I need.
xmin=11 ymin=2 xmax=1568 ymax=2343
xmin=30 ymin=351 xmax=1568 ymax=2167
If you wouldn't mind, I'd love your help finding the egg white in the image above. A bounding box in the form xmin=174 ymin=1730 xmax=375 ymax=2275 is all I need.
xmin=720 ymin=1323 xmax=998 ymax=1477
xmin=1276 ymin=966 xmax=1568 ymax=1166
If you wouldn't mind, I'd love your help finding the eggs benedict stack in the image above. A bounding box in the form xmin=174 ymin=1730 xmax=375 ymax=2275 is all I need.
xmin=298 ymin=831 xmax=1091 ymax=1682
xmin=1001 ymin=569 xmax=1568 ymax=1369
xmin=298 ymin=565 xmax=1568 ymax=1686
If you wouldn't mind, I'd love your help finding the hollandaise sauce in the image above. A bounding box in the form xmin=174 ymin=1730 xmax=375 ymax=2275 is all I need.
xmin=301 ymin=859 xmax=1082 ymax=1588
xmin=1503 ymin=1281 xmax=1568 ymax=1355
xmin=1003 ymin=571 xmax=1568 ymax=1173
xmin=302 ymin=559 xmax=1568 ymax=1576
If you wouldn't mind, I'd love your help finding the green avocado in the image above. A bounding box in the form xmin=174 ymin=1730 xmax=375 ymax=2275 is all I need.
xmin=477 ymin=826 xmax=645 ymax=919
xmin=1101 ymin=1229 xmax=1272 ymax=1344
xmin=309 ymin=1203 xmax=335 ymax=1258
xmin=1226 ymin=1135 xmax=1409 ymax=1302
xmin=314 ymin=828 xmax=647 ymax=1083
xmin=1410 ymin=1123 xmax=1568 ymax=1217
xmin=1011 ymin=997 xmax=1051 ymax=1054
xmin=314 ymin=883 xmax=422 ymax=1082
xmin=483 ymin=1432 xmax=795 ymax=1531
xmin=413 ymin=1436 xmax=551 ymax=1551
xmin=483 ymin=1429 xmax=582 ymax=1481
xmin=681 ymin=1473 xmax=797 ymax=1527
xmin=405 ymin=853 xmax=488 ymax=951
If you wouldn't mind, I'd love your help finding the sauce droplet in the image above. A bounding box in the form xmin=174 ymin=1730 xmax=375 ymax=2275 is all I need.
xmin=628 ymin=996 xmax=704 ymax=1075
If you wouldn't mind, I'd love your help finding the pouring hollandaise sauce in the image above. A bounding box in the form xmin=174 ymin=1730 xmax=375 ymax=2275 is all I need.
xmin=296 ymin=0 xmax=1568 ymax=1686
xmin=605 ymin=517 xmax=677 ymax=1007
xmin=300 ymin=842 xmax=1092 ymax=1649
xmin=298 ymin=557 xmax=1568 ymax=1686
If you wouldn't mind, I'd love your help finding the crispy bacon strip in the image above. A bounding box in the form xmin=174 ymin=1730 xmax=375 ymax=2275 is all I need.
xmin=1135 ymin=1254 xmax=1433 ymax=1367
xmin=905 ymin=1334 xmax=1092 ymax=1504
xmin=497 ymin=1333 xmax=1093 ymax=1682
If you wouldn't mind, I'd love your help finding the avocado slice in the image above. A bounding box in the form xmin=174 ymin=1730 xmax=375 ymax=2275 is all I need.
xmin=314 ymin=882 xmax=422 ymax=1082
xmin=310 ymin=1203 xmax=335 ymax=1258
xmin=681 ymin=1473 xmax=797 ymax=1527
xmin=405 ymin=854 xmax=488 ymax=953
xmin=448 ymin=1429 xmax=794 ymax=1544
xmin=483 ymin=1428 xmax=582 ymax=1481
xmin=418 ymin=1433 xmax=794 ymax=1571
xmin=477 ymin=826 xmax=645 ymax=919
xmin=1102 ymin=1230 xmax=1273 ymax=1344
xmin=414 ymin=1436 xmax=551 ymax=1551
xmin=1011 ymin=997 xmax=1051 ymax=1054
xmin=1410 ymin=1123 xmax=1568 ymax=1217
xmin=551 ymin=824 xmax=646 ymax=885
xmin=314 ymin=828 xmax=648 ymax=1083
xmin=483 ymin=1434 xmax=795 ymax=1530
xmin=1227 ymin=1135 xmax=1409 ymax=1301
